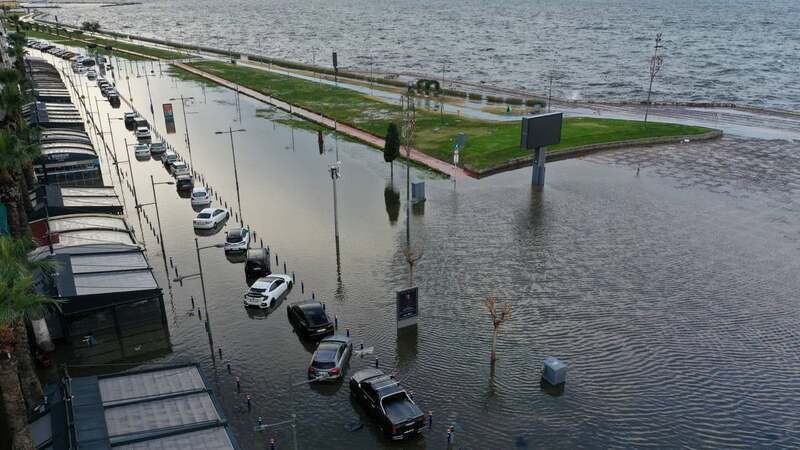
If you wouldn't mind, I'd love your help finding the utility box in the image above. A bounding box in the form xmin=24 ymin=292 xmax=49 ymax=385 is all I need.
xmin=411 ymin=182 xmax=426 ymax=204
xmin=542 ymin=356 xmax=568 ymax=386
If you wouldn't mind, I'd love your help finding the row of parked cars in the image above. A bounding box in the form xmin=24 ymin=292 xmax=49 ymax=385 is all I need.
xmin=28 ymin=40 xmax=79 ymax=60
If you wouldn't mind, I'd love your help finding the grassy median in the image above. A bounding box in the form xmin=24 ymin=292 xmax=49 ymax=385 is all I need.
xmin=186 ymin=61 xmax=712 ymax=172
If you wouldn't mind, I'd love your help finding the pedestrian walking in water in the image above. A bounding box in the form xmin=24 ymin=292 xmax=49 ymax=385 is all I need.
xmin=447 ymin=426 xmax=455 ymax=447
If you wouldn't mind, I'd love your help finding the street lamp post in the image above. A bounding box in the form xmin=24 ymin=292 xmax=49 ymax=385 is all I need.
xmin=122 ymin=138 xmax=140 ymax=208
xmin=214 ymin=128 xmax=246 ymax=226
xmin=170 ymin=95 xmax=195 ymax=166
xmin=136 ymin=176 xmax=174 ymax=261
xmin=173 ymin=240 xmax=225 ymax=366
xmin=329 ymin=164 xmax=341 ymax=250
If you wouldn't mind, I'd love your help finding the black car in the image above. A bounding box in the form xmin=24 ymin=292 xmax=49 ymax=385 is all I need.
xmin=175 ymin=175 xmax=194 ymax=191
xmin=349 ymin=369 xmax=426 ymax=440
xmin=287 ymin=302 xmax=334 ymax=339
xmin=245 ymin=248 xmax=271 ymax=280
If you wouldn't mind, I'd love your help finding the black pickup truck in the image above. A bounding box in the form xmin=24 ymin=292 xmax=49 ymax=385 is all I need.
xmin=349 ymin=368 xmax=426 ymax=440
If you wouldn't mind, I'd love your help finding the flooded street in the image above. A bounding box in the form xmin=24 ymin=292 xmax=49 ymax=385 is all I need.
xmin=42 ymin=49 xmax=800 ymax=448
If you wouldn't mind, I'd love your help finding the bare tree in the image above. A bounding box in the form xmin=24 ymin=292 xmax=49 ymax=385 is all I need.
xmin=644 ymin=33 xmax=665 ymax=126
xmin=484 ymin=297 xmax=512 ymax=363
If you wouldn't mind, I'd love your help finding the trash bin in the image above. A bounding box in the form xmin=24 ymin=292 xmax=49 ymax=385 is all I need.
xmin=542 ymin=356 xmax=568 ymax=386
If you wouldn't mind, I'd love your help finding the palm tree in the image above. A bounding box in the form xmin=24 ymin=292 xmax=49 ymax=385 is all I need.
xmin=0 ymin=68 xmax=41 ymax=237
xmin=0 ymin=236 xmax=60 ymax=450
xmin=0 ymin=128 xmax=40 ymax=237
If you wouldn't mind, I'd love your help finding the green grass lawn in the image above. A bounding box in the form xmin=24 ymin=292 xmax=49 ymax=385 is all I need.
xmin=186 ymin=61 xmax=714 ymax=171
xmin=25 ymin=29 xmax=186 ymax=60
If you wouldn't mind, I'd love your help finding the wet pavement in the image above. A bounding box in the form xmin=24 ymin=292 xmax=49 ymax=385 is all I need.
xmin=35 ymin=46 xmax=800 ymax=449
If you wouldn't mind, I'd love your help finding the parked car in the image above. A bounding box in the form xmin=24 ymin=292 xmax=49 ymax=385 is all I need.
xmin=287 ymin=301 xmax=334 ymax=339
xmin=108 ymin=92 xmax=120 ymax=105
xmin=124 ymin=112 xmax=137 ymax=127
xmin=170 ymin=161 xmax=190 ymax=177
xmin=308 ymin=335 xmax=352 ymax=381
xmin=349 ymin=369 xmax=426 ymax=440
xmin=134 ymin=143 xmax=150 ymax=158
xmin=243 ymin=274 xmax=293 ymax=309
xmin=149 ymin=141 xmax=166 ymax=155
xmin=162 ymin=150 xmax=178 ymax=167
xmin=176 ymin=175 xmax=194 ymax=191
xmin=245 ymin=248 xmax=271 ymax=278
xmin=193 ymin=207 xmax=228 ymax=229
xmin=135 ymin=126 xmax=151 ymax=141
xmin=190 ymin=186 xmax=211 ymax=206
xmin=87 ymin=70 xmax=97 ymax=80
xmin=224 ymin=227 xmax=250 ymax=252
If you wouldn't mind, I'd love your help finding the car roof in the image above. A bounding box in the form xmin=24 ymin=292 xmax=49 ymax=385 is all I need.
xmin=199 ymin=207 xmax=215 ymax=214
xmin=176 ymin=175 xmax=192 ymax=181
xmin=191 ymin=186 xmax=207 ymax=193
xmin=297 ymin=302 xmax=324 ymax=311
xmin=321 ymin=334 xmax=351 ymax=345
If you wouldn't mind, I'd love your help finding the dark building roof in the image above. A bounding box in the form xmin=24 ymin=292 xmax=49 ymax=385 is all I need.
xmin=31 ymin=365 xmax=241 ymax=450
xmin=29 ymin=185 xmax=123 ymax=219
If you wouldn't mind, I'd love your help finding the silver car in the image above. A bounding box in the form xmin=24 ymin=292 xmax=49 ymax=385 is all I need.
xmin=308 ymin=335 xmax=352 ymax=381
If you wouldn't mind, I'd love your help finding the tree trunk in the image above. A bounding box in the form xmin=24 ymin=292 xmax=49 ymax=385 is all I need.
xmin=490 ymin=327 xmax=498 ymax=362
xmin=0 ymin=327 xmax=35 ymax=450
xmin=13 ymin=321 xmax=42 ymax=411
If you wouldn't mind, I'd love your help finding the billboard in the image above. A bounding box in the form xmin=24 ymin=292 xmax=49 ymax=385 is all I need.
xmin=162 ymin=103 xmax=176 ymax=134
xmin=520 ymin=112 xmax=563 ymax=149
xmin=396 ymin=287 xmax=419 ymax=328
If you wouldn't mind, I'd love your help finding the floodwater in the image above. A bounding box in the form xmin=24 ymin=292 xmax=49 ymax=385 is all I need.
xmin=44 ymin=0 xmax=800 ymax=110
xmin=38 ymin=47 xmax=800 ymax=449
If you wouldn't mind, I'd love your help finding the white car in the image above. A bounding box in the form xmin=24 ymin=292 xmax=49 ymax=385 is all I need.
xmin=162 ymin=150 xmax=178 ymax=166
xmin=133 ymin=143 xmax=150 ymax=157
xmin=190 ymin=187 xmax=211 ymax=206
xmin=243 ymin=274 xmax=293 ymax=309
xmin=193 ymin=207 xmax=228 ymax=229
xmin=224 ymin=227 xmax=250 ymax=252
xmin=171 ymin=161 xmax=189 ymax=177
xmin=135 ymin=126 xmax=151 ymax=141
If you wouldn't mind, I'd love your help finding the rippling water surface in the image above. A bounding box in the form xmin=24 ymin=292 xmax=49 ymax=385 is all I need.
xmin=44 ymin=0 xmax=800 ymax=110
xmin=36 ymin=42 xmax=800 ymax=448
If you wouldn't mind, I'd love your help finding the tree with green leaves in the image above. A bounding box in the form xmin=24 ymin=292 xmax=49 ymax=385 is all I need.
xmin=0 ymin=236 xmax=61 ymax=450
xmin=383 ymin=122 xmax=400 ymax=179
xmin=80 ymin=21 xmax=101 ymax=33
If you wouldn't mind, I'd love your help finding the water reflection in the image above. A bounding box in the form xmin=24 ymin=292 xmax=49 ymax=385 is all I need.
xmin=383 ymin=184 xmax=400 ymax=224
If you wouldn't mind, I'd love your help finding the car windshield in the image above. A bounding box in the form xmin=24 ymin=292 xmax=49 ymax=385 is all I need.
xmin=192 ymin=191 xmax=206 ymax=198
xmin=302 ymin=306 xmax=328 ymax=326
xmin=197 ymin=213 xmax=211 ymax=219
xmin=226 ymin=233 xmax=242 ymax=243
xmin=247 ymin=287 xmax=266 ymax=295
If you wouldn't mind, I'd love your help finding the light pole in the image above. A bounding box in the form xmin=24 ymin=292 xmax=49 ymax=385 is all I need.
xmin=136 ymin=176 xmax=174 ymax=261
xmin=170 ymin=95 xmax=195 ymax=166
xmin=214 ymin=128 xmax=246 ymax=226
xmin=136 ymin=68 xmax=155 ymax=117
xmin=106 ymin=113 xmax=123 ymax=170
xmin=329 ymin=164 xmax=341 ymax=251
xmin=122 ymin=138 xmax=140 ymax=208
xmin=174 ymin=240 xmax=225 ymax=366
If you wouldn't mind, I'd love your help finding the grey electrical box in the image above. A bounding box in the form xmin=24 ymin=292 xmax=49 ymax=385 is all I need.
xmin=411 ymin=182 xmax=426 ymax=204
xmin=542 ymin=356 xmax=568 ymax=385
xmin=520 ymin=112 xmax=563 ymax=149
